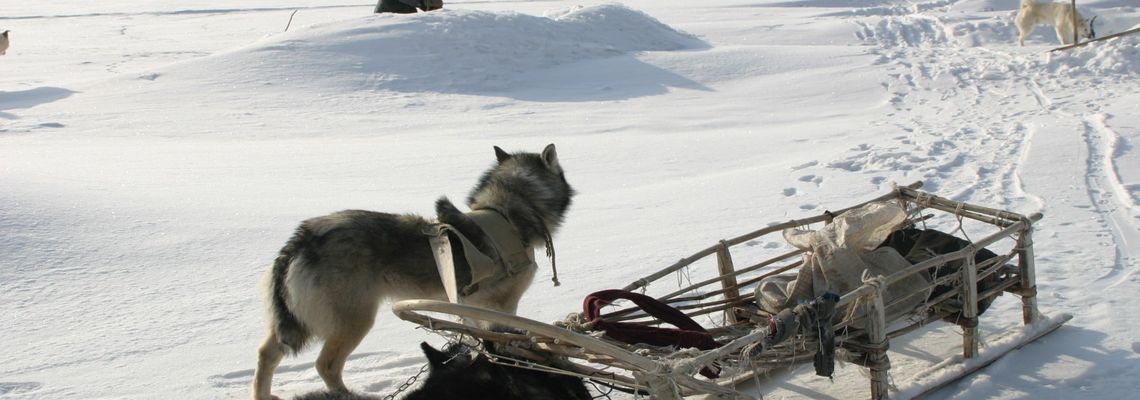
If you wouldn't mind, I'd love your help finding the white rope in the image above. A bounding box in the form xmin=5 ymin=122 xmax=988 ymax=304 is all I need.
xmin=861 ymin=269 xmax=886 ymax=292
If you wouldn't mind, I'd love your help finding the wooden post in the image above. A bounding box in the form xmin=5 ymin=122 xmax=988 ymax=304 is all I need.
xmin=1017 ymin=223 xmax=1041 ymax=324
xmin=1071 ymin=0 xmax=1079 ymax=45
xmin=961 ymin=248 xmax=980 ymax=358
xmin=715 ymin=241 xmax=741 ymax=324
xmin=864 ymin=280 xmax=891 ymax=399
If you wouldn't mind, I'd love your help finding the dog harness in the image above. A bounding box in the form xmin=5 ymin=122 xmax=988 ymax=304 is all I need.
xmin=428 ymin=209 xmax=536 ymax=303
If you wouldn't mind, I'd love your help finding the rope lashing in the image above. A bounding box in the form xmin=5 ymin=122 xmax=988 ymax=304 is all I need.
xmin=545 ymin=228 xmax=560 ymax=286
xmin=857 ymin=271 xmax=892 ymax=370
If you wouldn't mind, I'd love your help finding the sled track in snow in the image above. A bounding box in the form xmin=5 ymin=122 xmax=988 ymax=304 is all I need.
xmin=1081 ymin=114 xmax=1140 ymax=288
xmin=1017 ymin=53 xmax=1139 ymax=289
xmin=842 ymin=12 xmax=1043 ymax=214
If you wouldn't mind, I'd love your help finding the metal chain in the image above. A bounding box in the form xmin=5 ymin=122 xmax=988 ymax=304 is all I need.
xmin=382 ymin=363 xmax=430 ymax=400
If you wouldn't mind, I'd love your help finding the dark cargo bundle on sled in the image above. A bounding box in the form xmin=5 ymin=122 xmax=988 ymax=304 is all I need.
xmin=394 ymin=182 xmax=1071 ymax=399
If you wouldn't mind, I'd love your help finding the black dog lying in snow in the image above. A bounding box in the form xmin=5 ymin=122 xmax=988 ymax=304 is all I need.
xmin=293 ymin=341 xmax=590 ymax=400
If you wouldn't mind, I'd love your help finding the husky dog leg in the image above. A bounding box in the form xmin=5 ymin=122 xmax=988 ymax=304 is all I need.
xmin=253 ymin=333 xmax=286 ymax=400
xmin=304 ymin=279 xmax=380 ymax=393
xmin=1055 ymin=23 xmax=1073 ymax=45
xmin=313 ymin=319 xmax=373 ymax=392
xmin=1016 ymin=1 xmax=1038 ymax=46
xmin=251 ymin=145 xmax=574 ymax=400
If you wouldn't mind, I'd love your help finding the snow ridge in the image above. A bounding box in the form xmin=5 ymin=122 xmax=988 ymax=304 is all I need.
xmin=152 ymin=4 xmax=706 ymax=94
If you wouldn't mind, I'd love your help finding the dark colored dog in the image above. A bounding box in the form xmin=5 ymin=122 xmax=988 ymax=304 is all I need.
xmin=403 ymin=341 xmax=591 ymax=400
xmin=290 ymin=341 xmax=590 ymax=400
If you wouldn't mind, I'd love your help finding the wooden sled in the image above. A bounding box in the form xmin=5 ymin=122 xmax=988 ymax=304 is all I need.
xmin=394 ymin=181 xmax=1071 ymax=399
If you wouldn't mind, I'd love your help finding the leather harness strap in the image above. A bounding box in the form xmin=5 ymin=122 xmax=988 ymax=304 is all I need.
xmin=428 ymin=210 xmax=536 ymax=302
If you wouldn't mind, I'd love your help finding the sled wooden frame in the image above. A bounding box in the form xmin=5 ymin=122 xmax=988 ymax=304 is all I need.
xmin=394 ymin=181 xmax=1071 ymax=399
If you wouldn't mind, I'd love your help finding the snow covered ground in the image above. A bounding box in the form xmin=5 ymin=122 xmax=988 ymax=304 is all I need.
xmin=2 ymin=0 xmax=1138 ymax=399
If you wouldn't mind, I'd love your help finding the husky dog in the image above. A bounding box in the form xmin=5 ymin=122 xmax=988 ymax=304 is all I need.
xmin=1 ymin=31 xmax=9 ymax=55
xmin=1016 ymin=0 xmax=1096 ymax=46
xmin=252 ymin=144 xmax=574 ymax=400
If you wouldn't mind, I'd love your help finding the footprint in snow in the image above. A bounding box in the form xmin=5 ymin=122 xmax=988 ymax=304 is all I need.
xmin=746 ymin=241 xmax=784 ymax=249
xmin=798 ymin=174 xmax=823 ymax=184
xmin=0 ymin=382 xmax=43 ymax=395
xmin=791 ymin=161 xmax=818 ymax=170
xmin=783 ymin=187 xmax=797 ymax=197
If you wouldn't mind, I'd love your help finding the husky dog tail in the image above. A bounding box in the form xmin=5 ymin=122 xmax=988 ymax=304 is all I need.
xmin=269 ymin=227 xmax=311 ymax=355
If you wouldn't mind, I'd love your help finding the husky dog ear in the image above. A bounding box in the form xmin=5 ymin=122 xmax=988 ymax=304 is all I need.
xmin=494 ymin=146 xmax=512 ymax=163
xmin=420 ymin=342 xmax=450 ymax=367
xmin=541 ymin=143 xmax=561 ymax=172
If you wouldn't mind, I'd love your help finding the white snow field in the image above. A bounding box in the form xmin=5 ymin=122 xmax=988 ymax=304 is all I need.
xmin=2 ymin=0 xmax=1139 ymax=399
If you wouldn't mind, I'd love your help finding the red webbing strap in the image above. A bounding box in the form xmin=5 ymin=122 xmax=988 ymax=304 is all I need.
xmin=583 ymin=289 xmax=722 ymax=378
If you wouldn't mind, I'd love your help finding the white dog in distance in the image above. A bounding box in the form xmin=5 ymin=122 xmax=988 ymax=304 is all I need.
xmin=1016 ymin=0 xmax=1096 ymax=46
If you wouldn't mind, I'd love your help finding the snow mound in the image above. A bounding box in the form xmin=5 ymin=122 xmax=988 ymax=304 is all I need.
xmin=825 ymin=0 xmax=966 ymax=17
xmin=856 ymin=15 xmax=953 ymax=47
xmin=949 ymin=16 xmax=1021 ymax=47
xmin=948 ymin=0 xmax=1017 ymax=13
xmin=1046 ymin=34 xmax=1140 ymax=76
xmin=155 ymin=4 xmax=704 ymax=94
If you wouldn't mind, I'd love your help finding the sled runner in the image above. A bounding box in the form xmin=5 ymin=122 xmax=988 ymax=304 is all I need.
xmin=394 ymin=181 xmax=1071 ymax=399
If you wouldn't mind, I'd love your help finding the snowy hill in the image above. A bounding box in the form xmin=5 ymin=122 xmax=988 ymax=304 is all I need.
xmin=1 ymin=0 xmax=1138 ymax=399
xmin=130 ymin=5 xmax=705 ymax=95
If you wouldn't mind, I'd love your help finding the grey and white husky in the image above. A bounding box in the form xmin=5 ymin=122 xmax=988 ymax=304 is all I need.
xmin=252 ymin=144 xmax=574 ymax=400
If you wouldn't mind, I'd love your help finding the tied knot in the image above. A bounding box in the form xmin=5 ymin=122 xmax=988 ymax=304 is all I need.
xmin=860 ymin=269 xmax=886 ymax=293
